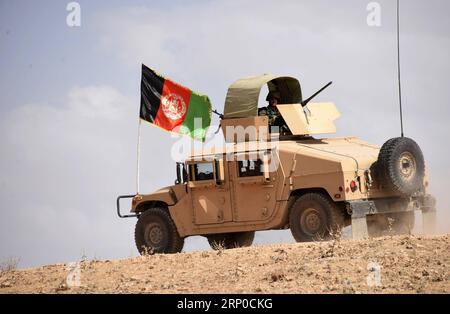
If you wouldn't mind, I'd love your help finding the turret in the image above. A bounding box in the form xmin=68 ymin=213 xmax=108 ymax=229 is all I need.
xmin=219 ymin=74 xmax=340 ymax=143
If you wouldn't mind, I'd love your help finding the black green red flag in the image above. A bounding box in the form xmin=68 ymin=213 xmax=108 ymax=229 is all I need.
xmin=140 ymin=64 xmax=211 ymax=141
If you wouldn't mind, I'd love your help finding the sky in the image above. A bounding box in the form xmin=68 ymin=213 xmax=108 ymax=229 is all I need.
xmin=0 ymin=0 xmax=449 ymax=268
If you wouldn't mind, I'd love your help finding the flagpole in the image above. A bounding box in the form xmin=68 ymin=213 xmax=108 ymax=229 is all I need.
xmin=136 ymin=118 xmax=142 ymax=194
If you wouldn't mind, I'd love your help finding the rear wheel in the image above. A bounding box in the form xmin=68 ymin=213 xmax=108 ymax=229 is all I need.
xmin=289 ymin=192 xmax=344 ymax=242
xmin=207 ymin=231 xmax=255 ymax=250
xmin=134 ymin=207 xmax=184 ymax=255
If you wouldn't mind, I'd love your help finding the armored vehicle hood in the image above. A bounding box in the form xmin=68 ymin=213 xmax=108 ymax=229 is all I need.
xmin=279 ymin=137 xmax=380 ymax=171
xmin=189 ymin=136 xmax=380 ymax=172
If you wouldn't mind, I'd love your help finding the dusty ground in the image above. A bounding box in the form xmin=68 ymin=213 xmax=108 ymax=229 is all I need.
xmin=0 ymin=234 xmax=449 ymax=294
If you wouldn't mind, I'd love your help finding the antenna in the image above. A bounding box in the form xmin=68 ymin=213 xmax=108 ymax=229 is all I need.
xmin=397 ymin=0 xmax=404 ymax=137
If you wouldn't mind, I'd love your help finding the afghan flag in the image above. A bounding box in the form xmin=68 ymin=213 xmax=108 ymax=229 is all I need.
xmin=140 ymin=64 xmax=211 ymax=141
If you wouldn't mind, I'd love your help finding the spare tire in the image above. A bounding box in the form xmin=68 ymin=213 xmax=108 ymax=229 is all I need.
xmin=377 ymin=137 xmax=425 ymax=196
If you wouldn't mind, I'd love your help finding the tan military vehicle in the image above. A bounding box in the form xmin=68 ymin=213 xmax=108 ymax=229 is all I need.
xmin=117 ymin=74 xmax=436 ymax=255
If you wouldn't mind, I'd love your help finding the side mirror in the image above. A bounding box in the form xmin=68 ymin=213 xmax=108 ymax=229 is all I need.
xmin=175 ymin=162 xmax=186 ymax=184
xmin=263 ymin=152 xmax=270 ymax=182
xmin=215 ymin=159 xmax=225 ymax=185
xmin=182 ymin=165 xmax=188 ymax=183
xmin=175 ymin=163 xmax=181 ymax=185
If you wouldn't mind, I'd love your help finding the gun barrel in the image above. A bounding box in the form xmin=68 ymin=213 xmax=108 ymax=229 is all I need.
xmin=301 ymin=81 xmax=333 ymax=107
xmin=212 ymin=109 xmax=224 ymax=119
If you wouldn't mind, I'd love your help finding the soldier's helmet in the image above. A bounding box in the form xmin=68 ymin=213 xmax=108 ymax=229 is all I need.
xmin=266 ymin=91 xmax=281 ymax=102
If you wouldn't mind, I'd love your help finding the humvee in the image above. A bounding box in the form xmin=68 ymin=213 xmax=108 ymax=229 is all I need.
xmin=117 ymin=74 xmax=436 ymax=255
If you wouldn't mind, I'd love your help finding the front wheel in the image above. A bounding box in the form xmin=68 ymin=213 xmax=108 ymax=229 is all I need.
xmin=134 ymin=207 xmax=184 ymax=255
xmin=289 ymin=192 xmax=344 ymax=242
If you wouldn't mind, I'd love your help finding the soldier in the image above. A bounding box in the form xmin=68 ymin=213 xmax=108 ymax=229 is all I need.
xmin=259 ymin=91 xmax=289 ymax=133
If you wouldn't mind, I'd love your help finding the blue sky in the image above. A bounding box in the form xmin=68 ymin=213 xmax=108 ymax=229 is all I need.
xmin=1 ymin=1 xmax=131 ymax=110
xmin=1 ymin=0 xmax=449 ymax=268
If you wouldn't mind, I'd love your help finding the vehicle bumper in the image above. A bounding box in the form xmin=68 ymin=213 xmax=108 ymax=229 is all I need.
xmin=346 ymin=194 xmax=437 ymax=239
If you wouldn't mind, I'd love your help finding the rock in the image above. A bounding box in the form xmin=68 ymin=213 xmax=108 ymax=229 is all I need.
xmin=56 ymin=282 xmax=69 ymax=292
xmin=269 ymin=272 xmax=285 ymax=282
xmin=1 ymin=281 xmax=11 ymax=288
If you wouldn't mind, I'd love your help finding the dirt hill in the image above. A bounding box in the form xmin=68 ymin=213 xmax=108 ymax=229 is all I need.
xmin=1 ymin=234 xmax=449 ymax=294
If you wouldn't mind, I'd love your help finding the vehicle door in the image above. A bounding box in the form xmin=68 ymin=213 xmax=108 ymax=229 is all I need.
xmin=188 ymin=157 xmax=233 ymax=225
xmin=229 ymin=150 xmax=277 ymax=222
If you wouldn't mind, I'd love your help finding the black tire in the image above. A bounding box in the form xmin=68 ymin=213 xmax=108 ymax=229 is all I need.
xmin=207 ymin=231 xmax=255 ymax=250
xmin=289 ymin=192 xmax=344 ymax=242
xmin=377 ymin=137 xmax=425 ymax=196
xmin=367 ymin=211 xmax=415 ymax=237
xmin=134 ymin=207 xmax=184 ymax=255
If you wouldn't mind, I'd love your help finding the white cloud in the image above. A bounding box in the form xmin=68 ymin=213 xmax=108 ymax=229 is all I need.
xmin=68 ymin=85 xmax=129 ymax=120
xmin=0 ymin=85 xmax=140 ymax=266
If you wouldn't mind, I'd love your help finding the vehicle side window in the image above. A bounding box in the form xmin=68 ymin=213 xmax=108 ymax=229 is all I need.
xmin=238 ymin=159 xmax=263 ymax=177
xmin=190 ymin=163 xmax=214 ymax=181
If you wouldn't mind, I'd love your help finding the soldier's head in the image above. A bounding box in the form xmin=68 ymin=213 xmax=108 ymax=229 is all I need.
xmin=266 ymin=91 xmax=281 ymax=108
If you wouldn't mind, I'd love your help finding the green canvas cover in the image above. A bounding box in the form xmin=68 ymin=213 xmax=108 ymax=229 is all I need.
xmin=223 ymin=74 xmax=302 ymax=119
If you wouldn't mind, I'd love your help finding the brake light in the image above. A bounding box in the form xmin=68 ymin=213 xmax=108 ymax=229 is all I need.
xmin=350 ymin=180 xmax=357 ymax=192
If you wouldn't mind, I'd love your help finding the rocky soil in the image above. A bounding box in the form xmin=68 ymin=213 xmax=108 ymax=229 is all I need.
xmin=1 ymin=234 xmax=449 ymax=294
